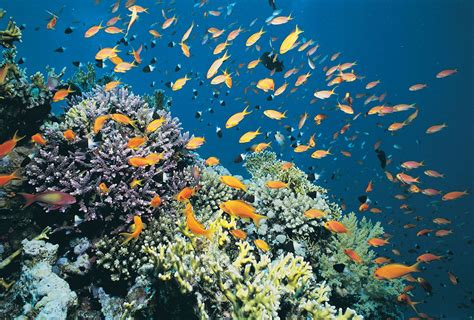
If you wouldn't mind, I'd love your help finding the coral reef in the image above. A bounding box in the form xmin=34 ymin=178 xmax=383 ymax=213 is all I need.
xmin=0 ymin=48 xmax=53 ymax=141
xmin=318 ymin=213 xmax=405 ymax=319
xmin=0 ymin=19 xmax=21 ymax=48
xmin=69 ymin=62 xmax=115 ymax=94
xmin=25 ymin=87 xmax=193 ymax=226
xmin=5 ymin=239 xmax=78 ymax=319
xmin=242 ymin=152 xmax=340 ymax=259
xmin=146 ymin=213 xmax=362 ymax=319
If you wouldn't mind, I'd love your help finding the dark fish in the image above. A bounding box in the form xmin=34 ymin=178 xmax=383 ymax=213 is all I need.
xmin=260 ymin=52 xmax=283 ymax=72
xmin=150 ymin=40 xmax=156 ymax=48
xmin=417 ymin=277 xmax=433 ymax=295
xmin=175 ymin=64 xmax=181 ymax=71
xmin=268 ymin=0 xmax=276 ymax=10
xmin=64 ymin=26 xmax=74 ymax=34
xmin=242 ymin=193 xmax=255 ymax=203
xmin=168 ymin=41 xmax=176 ymax=48
xmin=142 ymin=65 xmax=155 ymax=73
xmin=333 ymin=263 xmax=345 ymax=273
xmin=219 ymin=100 xmax=225 ymax=106
xmin=72 ymin=61 xmax=83 ymax=67
xmin=54 ymin=46 xmax=66 ymax=53
xmin=358 ymin=195 xmax=368 ymax=203
xmin=150 ymin=57 xmax=158 ymax=64
xmin=95 ymin=60 xmax=106 ymax=69
xmin=307 ymin=191 xmax=318 ymax=198
xmin=234 ymin=154 xmax=245 ymax=163
xmin=18 ymin=57 xmax=26 ymax=64
xmin=195 ymin=111 xmax=202 ymax=118
xmin=375 ymin=148 xmax=387 ymax=169
xmin=216 ymin=127 xmax=223 ymax=138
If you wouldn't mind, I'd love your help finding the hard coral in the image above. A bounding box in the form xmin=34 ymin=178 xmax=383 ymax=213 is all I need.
xmin=25 ymin=87 xmax=193 ymax=227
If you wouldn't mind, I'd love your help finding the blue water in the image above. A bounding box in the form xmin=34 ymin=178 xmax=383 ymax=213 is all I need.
xmin=3 ymin=0 xmax=473 ymax=318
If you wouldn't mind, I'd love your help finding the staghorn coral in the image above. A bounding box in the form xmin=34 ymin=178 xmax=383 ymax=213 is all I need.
xmin=145 ymin=212 xmax=362 ymax=319
xmin=25 ymin=87 xmax=193 ymax=226
xmin=0 ymin=18 xmax=21 ymax=48
xmin=318 ymin=212 xmax=405 ymax=319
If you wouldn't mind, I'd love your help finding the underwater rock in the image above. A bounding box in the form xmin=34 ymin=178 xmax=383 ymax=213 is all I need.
xmin=10 ymin=239 xmax=78 ymax=319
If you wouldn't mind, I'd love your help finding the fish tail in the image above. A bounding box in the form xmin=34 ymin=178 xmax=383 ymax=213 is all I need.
xmin=252 ymin=213 xmax=267 ymax=227
xmin=13 ymin=130 xmax=25 ymax=143
xmin=410 ymin=261 xmax=421 ymax=273
xmin=19 ymin=193 xmax=36 ymax=208
xmin=242 ymin=105 xmax=252 ymax=115
xmin=119 ymin=232 xmax=134 ymax=245
xmin=11 ymin=169 xmax=21 ymax=180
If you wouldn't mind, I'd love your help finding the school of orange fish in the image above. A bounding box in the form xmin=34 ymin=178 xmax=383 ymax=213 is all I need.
xmin=0 ymin=1 xmax=469 ymax=318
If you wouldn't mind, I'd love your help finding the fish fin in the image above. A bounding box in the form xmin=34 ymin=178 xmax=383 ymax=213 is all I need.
xmin=242 ymin=105 xmax=252 ymax=115
xmin=119 ymin=232 xmax=134 ymax=245
xmin=13 ymin=131 xmax=25 ymax=143
xmin=410 ymin=261 xmax=421 ymax=273
xmin=19 ymin=193 xmax=36 ymax=208
xmin=252 ymin=214 xmax=267 ymax=227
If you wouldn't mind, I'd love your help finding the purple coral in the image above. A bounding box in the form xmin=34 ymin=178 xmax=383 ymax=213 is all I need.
xmin=25 ymin=87 xmax=194 ymax=225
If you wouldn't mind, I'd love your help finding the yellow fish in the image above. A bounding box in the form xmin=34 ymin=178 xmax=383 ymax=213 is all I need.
xmin=146 ymin=117 xmax=166 ymax=133
xmin=280 ymin=25 xmax=303 ymax=54
xmin=220 ymin=175 xmax=247 ymax=191
xmin=239 ymin=128 xmax=262 ymax=143
xmin=207 ymin=51 xmax=230 ymax=79
xmin=172 ymin=75 xmax=191 ymax=91
xmin=254 ymin=239 xmax=270 ymax=252
xmin=265 ymin=181 xmax=288 ymax=189
xmin=263 ymin=109 xmax=287 ymax=120
xmin=185 ymin=137 xmax=205 ymax=150
xmin=225 ymin=106 xmax=252 ymax=128
xmin=220 ymin=200 xmax=266 ymax=226
xmin=256 ymin=78 xmax=275 ymax=92
xmin=246 ymin=27 xmax=265 ymax=46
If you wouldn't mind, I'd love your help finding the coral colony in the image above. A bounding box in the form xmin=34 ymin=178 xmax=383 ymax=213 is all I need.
xmin=0 ymin=15 xmax=409 ymax=320
xmin=0 ymin=4 xmax=466 ymax=319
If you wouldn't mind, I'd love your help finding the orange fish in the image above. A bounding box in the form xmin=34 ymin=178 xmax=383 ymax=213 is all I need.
xmin=127 ymin=136 xmax=147 ymax=149
xmin=281 ymin=162 xmax=293 ymax=170
xmin=220 ymin=200 xmax=266 ymax=226
xmin=417 ymin=253 xmax=442 ymax=263
xmin=366 ymin=180 xmax=373 ymax=193
xmin=426 ymin=123 xmax=447 ymax=134
xmin=424 ymin=170 xmax=444 ymax=178
xmin=220 ymin=175 xmax=246 ymax=191
xmin=442 ymin=190 xmax=468 ymax=201
xmin=373 ymin=257 xmax=391 ymax=264
xmin=46 ymin=12 xmax=58 ymax=30
xmin=0 ymin=170 xmax=20 ymax=187
xmin=324 ymin=221 xmax=348 ymax=233
xmin=176 ymin=187 xmax=195 ymax=202
xmin=447 ymin=271 xmax=458 ymax=285
xmin=95 ymin=46 xmax=120 ymax=60
xmin=150 ymin=195 xmax=162 ymax=208
xmin=435 ymin=229 xmax=452 ymax=237
xmin=93 ymin=115 xmax=110 ymax=134
xmin=230 ymin=229 xmax=247 ymax=240
xmin=368 ymin=238 xmax=389 ymax=247
xmin=396 ymin=173 xmax=420 ymax=184
xmin=119 ymin=215 xmax=143 ymax=244
xmin=205 ymin=156 xmax=220 ymax=166
xmin=432 ymin=217 xmax=451 ymax=225
xmin=84 ymin=22 xmax=104 ymax=38
xmin=374 ymin=262 xmax=420 ymax=280
xmin=254 ymin=239 xmax=270 ymax=252
xmin=98 ymin=182 xmax=109 ymax=194
xmin=111 ymin=113 xmax=136 ymax=127
xmin=185 ymin=137 xmax=205 ymax=150
xmin=31 ymin=133 xmax=47 ymax=146
xmin=304 ymin=209 xmax=326 ymax=219
xmin=436 ymin=69 xmax=457 ymax=78
xmin=344 ymin=249 xmax=363 ymax=264
xmin=265 ymin=180 xmax=288 ymax=189
xmin=53 ymin=86 xmax=74 ymax=102
xmin=409 ymin=83 xmax=427 ymax=91
xmin=63 ymin=129 xmax=76 ymax=141
xmin=185 ymin=202 xmax=213 ymax=239
xmin=104 ymin=80 xmax=122 ymax=92
xmin=146 ymin=117 xmax=166 ymax=133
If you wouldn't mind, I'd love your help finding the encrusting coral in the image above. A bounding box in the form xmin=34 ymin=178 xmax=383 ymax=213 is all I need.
xmin=25 ymin=87 xmax=193 ymax=226
xmin=0 ymin=19 xmax=21 ymax=49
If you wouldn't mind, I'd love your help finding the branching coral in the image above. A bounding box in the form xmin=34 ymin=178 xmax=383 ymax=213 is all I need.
xmin=318 ymin=212 xmax=405 ymax=319
xmin=25 ymin=88 xmax=193 ymax=226
xmin=145 ymin=212 xmax=362 ymax=319
xmin=0 ymin=19 xmax=21 ymax=48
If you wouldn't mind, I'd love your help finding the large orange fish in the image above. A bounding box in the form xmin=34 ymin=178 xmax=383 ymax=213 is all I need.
xmin=119 ymin=215 xmax=143 ymax=244
xmin=374 ymin=262 xmax=420 ymax=280
xmin=0 ymin=131 xmax=24 ymax=158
